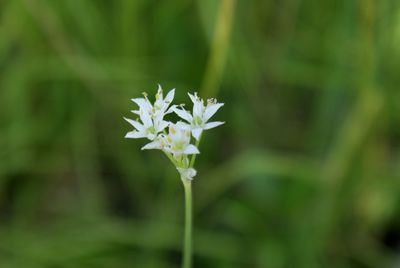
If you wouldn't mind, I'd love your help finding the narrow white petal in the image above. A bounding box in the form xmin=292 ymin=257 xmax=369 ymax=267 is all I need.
xmin=166 ymin=104 xmax=177 ymax=114
xmin=153 ymin=110 xmax=165 ymax=121
xmin=176 ymin=121 xmax=191 ymax=130
xmin=124 ymin=117 xmax=144 ymax=131
xmin=204 ymin=103 xmax=224 ymax=122
xmin=174 ymin=107 xmax=192 ymax=122
xmin=191 ymin=128 xmax=203 ymax=140
xmin=188 ymin=92 xmax=197 ymax=103
xmin=193 ymin=101 xmax=203 ymax=118
xmin=141 ymin=140 xmax=162 ymax=150
xmin=131 ymin=110 xmax=140 ymax=115
xmin=132 ymin=98 xmax=152 ymax=112
xmin=164 ymin=88 xmax=175 ymax=104
xmin=125 ymin=130 xmax=146 ymax=139
xmin=184 ymin=144 xmax=200 ymax=154
xmin=158 ymin=120 xmax=169 ymax=132
xmin=204 ymin=121 xmax=224 ymax=130
xmin=140 ymin=110 xmax=153 ymax=128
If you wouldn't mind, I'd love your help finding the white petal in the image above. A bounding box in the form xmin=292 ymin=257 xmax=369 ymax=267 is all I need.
xmin=125 ymin=130 xmax=146 ymax=139
xmin=141 ymin=140 xmax=162 ymax=150
xmin=176 ymin=121 xmax=191 ymax=131
xmin=174 ymin=107 xmax=192 ymax=122
xmin=184 ymin=144 xmax=200 ymax=154
xmin=131 ymin=110 xmax=140 ymax=115
xmin=188 ymin=92 xmax=197 ymax=103
xmin=166 ymin=104 xmax=177 ymax=114
xmin=204 ymin=103 xmax=224 ymax=122
xmin=124 ymin=117 xmax=144 ymax=132
xmin=191 ymin=128 xmax=203 ymax=140
xmin=164 ymin=88 xmax=175 ymax=104
xmin=140 ymin=110 xmax=153 ymax=128
xmin=132 ymin=98 xmax=152 ymax=112
xmin=158 ymin=120 xmax=169 ymax=132
xmin=147 ymin=133 xmax=156 ymax=140
xmin=193 ymin=100 xmax=204 ymax=118
xmin=204 ymin=121 xmax=224 ymax=130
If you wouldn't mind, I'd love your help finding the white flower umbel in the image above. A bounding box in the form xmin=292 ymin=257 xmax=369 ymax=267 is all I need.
xmin=173 ymin=92 xmax=224 ymax=140
xmin=124 ymin=85 xmax=224 ymax=268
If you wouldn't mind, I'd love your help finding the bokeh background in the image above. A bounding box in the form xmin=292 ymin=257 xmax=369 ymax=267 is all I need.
xmin=1 ymin=0 xmax=400 ymax=267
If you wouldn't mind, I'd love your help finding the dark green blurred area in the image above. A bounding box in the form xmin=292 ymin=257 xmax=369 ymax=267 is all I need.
xmin=1 ymin=0 xmax=400 ymax=267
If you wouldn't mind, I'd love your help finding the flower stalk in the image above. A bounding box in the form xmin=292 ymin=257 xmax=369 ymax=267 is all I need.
xmin=182 ymin=179 xmax=193 ymax=268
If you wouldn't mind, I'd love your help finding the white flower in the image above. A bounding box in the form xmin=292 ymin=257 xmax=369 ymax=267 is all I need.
xmin=173 ymin=92 xmax=224 ymax=140
xmin=160 ymin=122 xmax=200 ymax=156
xmin=153 ymin=84 xmax=176 ymax=115
xmin=177 ymin=167 xmax=197 ymax=181
xmin=124 ymin=110 xmax=167 ymax=141
xmin=124 ymin=85 xmax=175 ymax=141
xmin=131 ymin=84 xmax=175 ymax=117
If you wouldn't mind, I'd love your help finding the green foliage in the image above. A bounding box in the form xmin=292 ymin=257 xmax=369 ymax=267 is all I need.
xmin=1 ymin=0 xmax=400 ymax=267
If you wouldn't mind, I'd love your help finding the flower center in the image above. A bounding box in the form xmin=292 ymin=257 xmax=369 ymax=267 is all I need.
xmin=147 ymin=126 xmax=156 ymax=134
xmin=173 ymin=141 xmax=185 ymax=151
xmin=193 ymin=116 xmax=202 ymax=126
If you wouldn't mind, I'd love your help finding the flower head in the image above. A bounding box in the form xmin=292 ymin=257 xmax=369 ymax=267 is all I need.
xmin=124 ymin=85 xmax=224 ymax=182
xmin=173 ymin=92 xmax=224 ymax=140
xmin=124 ymin=85 xmax=175 ymax=141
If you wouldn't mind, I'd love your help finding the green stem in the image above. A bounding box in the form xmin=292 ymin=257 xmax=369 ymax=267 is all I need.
xmin=182 ymin=180 xmax=193 ymax=268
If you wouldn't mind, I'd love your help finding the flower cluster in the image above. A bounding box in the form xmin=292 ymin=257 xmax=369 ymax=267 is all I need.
xmin=124 ymin=85 xmax=224 ymax=181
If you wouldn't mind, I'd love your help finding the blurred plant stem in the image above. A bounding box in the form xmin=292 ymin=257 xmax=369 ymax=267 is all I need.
xmin=200 ymin=0 xmax=236 ymax=98
xmin=182 ymin=180 xmax=193 ymax=268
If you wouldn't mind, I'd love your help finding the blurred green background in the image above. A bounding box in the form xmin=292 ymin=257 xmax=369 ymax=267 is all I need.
xmin=1 ymin=0 xmax=400 ymax=267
